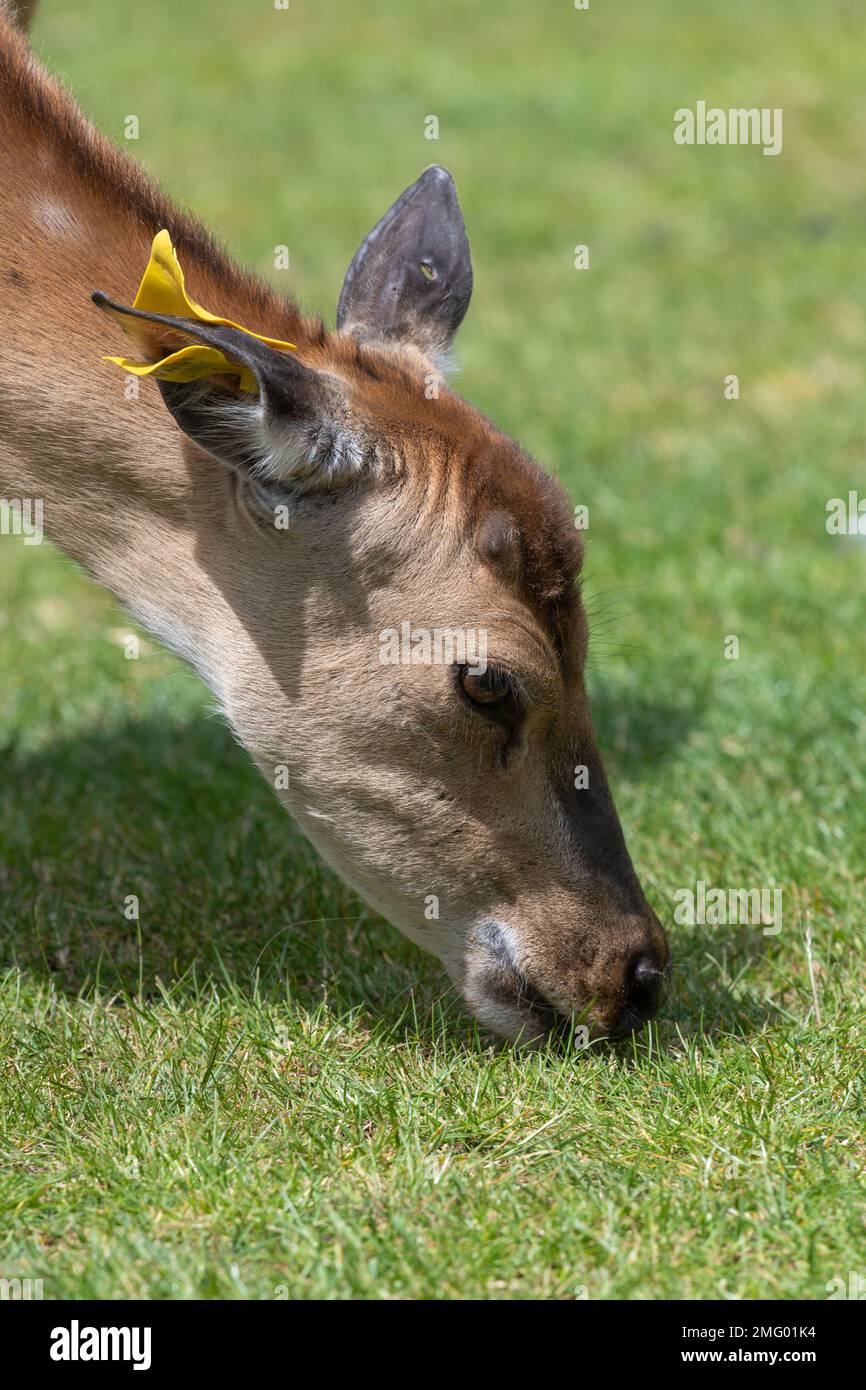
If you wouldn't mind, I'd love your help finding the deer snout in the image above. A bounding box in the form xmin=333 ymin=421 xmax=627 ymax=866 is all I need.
xmin=612 ymin=951 xmax=671 ymax=1037
xmin=541 ymin=900 xmax=672 ymax=1040
xmin=463 ymin=915 xmax=671 ymax=1046
xmin=590 ymin=903 xmax=671 ymax=1038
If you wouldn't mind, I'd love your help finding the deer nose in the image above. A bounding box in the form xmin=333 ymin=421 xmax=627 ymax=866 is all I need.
xmin=614 ymin=954 xmax=668 ymax=1036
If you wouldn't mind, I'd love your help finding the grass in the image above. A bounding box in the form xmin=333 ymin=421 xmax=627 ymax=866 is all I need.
xmin=1 ymin=0 xmax=864 ymax=1299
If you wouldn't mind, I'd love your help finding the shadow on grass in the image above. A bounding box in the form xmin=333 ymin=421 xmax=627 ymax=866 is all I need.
xmin=653 ymin=920 xmax=791 ymax=1049
xmin=0 ymin=697 xmax=780 ymax=1050
xmin=0 ymin=713 xmax=447 ymax=1027
xmin=590 ymin=675 xmax=707 ymax=782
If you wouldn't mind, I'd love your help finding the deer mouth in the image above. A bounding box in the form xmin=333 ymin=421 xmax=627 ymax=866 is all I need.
xmin=462 ymin=920 xmax=670 ymax=1047
xmin=505 ymin=975 xmax=566 ymax=1042
xmin=462 ymin=924 xmax=583 ymax=1047
xmin=475 ymin=969 xmax=596 ymax=1048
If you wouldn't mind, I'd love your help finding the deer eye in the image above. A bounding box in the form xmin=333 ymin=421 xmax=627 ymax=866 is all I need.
xmin=457 ymin=664 xmax=521 ymax=725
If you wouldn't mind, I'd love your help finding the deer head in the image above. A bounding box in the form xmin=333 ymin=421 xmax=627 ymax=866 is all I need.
xmin=92 ymin=167 xmax=670 ymax=1045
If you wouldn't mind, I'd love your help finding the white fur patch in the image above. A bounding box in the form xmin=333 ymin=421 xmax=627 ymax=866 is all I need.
xmin=204 ymin=392 xmax=380 ymax=487
xmin=263 ymin=416 xmax=376 ymax=485
xmin=31 ymin=196 xmax=80 ymax=239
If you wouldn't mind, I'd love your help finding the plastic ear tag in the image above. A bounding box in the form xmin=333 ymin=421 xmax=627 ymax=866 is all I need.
xmin=98 ymin=229 xmax=296 ymax=391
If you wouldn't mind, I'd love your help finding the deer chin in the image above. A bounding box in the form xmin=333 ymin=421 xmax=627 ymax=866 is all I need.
xmin=457 ymin=920 xmax=573 ymax=1048
xmin=461 ymin=966 xmax=564 ymax=1049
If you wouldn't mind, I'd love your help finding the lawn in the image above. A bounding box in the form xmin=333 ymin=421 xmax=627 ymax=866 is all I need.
xmin=1 ymin=0 xmax=864 ymax=1299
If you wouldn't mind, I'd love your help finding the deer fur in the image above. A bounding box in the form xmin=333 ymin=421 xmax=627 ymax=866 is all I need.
xmin=0 ymin=7 xmax=670 ymax=1044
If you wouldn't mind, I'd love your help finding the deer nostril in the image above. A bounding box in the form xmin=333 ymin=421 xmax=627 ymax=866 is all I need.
xmin=617 ymin=954 xmax=666 ymax=1033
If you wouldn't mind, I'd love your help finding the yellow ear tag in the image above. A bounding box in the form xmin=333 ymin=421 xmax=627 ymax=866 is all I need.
xmin=99 ymin=229 xmax=296 ymax=393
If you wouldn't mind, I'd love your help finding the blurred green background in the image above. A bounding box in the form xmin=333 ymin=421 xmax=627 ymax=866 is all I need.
xmin=0 ymin=0 xmax=863 ymax=1300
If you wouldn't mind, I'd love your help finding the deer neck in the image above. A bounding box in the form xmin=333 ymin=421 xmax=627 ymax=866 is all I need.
xmin=0 ymin=14 xmax=310 ymax=698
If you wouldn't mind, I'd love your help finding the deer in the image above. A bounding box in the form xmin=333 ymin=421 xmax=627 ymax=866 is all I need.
xmin=0 ymin=5 xmax=671 ymax=1046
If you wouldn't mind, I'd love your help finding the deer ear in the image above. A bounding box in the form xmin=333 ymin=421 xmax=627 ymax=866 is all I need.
xmin=92 ymin=294 xmax=363 ymax=485
xmin=336 ymin=165 xmax=473 ymax=366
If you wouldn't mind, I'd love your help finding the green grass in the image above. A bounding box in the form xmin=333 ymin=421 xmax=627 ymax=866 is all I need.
xmin=1 ymin=0 xmax=864 ymax=1299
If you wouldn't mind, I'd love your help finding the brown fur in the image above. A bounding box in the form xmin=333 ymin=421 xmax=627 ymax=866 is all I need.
xmin=0 ymin=12 xmax=669 ymax=1043
xmin=0 ymin=11 xmax=582 ymax=645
